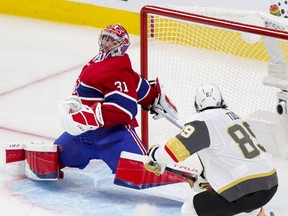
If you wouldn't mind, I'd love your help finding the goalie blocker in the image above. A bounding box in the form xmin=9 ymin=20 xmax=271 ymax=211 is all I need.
xmin=146 ymin=77 xmax=179 ymax=122
xmin=4 ymin=142 xmax=63 ymax=180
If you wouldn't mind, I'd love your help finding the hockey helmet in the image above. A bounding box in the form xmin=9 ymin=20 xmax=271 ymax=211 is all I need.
xmin=98 ymin=24 xmax=130 ymax=60
xmin=194 ymin=83 xmax=226 ymax=111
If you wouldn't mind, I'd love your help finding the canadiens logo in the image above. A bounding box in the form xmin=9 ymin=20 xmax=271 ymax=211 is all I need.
xmin=72 ymin=78 xmax=80 ymax=96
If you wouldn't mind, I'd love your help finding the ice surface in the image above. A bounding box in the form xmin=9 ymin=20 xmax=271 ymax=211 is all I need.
xmin=0 ymin=14 xmax=287 ymax=216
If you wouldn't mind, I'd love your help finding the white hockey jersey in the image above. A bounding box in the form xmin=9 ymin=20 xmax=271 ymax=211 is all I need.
xmin=156 ymin=108 xmax=278 ymax=202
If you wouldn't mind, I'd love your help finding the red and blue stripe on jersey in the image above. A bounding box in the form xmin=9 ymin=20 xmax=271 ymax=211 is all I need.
xmin=72 ymin=53 xmax=157 ymax=128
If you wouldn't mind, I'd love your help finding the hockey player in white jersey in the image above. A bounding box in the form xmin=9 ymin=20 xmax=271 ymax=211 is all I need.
xmin=145 ymin=83 xmax=278 ymax=216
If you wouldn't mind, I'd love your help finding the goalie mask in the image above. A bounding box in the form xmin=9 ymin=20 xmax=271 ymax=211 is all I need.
xmin=194 ymin=83 xmax=226 ymax=112
xmin=98 ymin=24 xmax=130 ymax=61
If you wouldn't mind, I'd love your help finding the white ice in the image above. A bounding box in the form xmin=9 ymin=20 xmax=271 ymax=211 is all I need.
xmin=0 ymin=14 xmax=287 ymax=216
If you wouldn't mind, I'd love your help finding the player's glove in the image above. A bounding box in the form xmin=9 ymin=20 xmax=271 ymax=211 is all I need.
xmin=58 ymin=96 xmax=104 ymax=136
xmin=192 ymin=176 xmax=211 ymax=192
xmin=149 ymin=78 xmax=179 ymax=121
xmin=144 ymin=144 xmax=167 ymax=176
xmin=144 ymin=160 xmax=167 ymax=176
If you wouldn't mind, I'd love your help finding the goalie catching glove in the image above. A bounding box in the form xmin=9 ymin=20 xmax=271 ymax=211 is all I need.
xmin=149 ymin=77 xmax=179 ymax=121
xmin=58 ymin=96 xmax=104 ymax=136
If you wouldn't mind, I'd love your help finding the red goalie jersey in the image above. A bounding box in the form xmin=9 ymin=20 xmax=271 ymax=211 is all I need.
xmin=73 ymin=53 xmax=157 ymax=128
xmin=52 ymin=24 xmax=161 ymax=174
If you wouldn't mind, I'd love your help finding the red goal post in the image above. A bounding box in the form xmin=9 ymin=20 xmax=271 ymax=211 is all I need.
xmin=140 ymin=5 xmax=288 ymax=150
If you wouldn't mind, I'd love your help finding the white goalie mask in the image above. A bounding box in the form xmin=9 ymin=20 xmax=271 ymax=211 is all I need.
xmin=98 ymin=24 xmax=130 ymax=61
xmin=194 ymin=83 xmax=226 ymax=112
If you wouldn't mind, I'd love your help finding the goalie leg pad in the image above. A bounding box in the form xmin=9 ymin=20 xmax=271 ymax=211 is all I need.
xmin=23 ymin=142 xmax=63 ymax=181
xmin=4 ymin=142 xmax=26 ymax=176
xmin=114 ymin=151 xmax=196 ymax=189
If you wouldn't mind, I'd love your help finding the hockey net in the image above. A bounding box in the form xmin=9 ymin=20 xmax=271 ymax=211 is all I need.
xmin=140 ymin=5 xmax=288 ymax=153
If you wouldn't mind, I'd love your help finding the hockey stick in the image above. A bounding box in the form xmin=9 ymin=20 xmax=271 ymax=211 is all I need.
xmin=153 ymin=107 xmax=183 ymax=129
xmin=146 ymin=160 xmax=198 ymax=182
xmin=148 ymin=160 xmax=197 ymax=182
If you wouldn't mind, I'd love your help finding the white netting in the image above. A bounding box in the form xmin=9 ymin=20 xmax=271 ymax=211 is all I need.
xmin=141 ymin=6 xmax=288 ymax=145
xmin=164 ymin=5 xmax=288 ymax=30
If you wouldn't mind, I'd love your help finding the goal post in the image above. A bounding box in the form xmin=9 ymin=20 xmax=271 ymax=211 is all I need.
xmin=140 ymin=5 xmax=288 ymax=158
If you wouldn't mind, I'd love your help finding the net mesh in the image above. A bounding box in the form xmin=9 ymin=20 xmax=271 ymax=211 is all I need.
xmin=141 ymin=6 xmax=288 ymax=144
